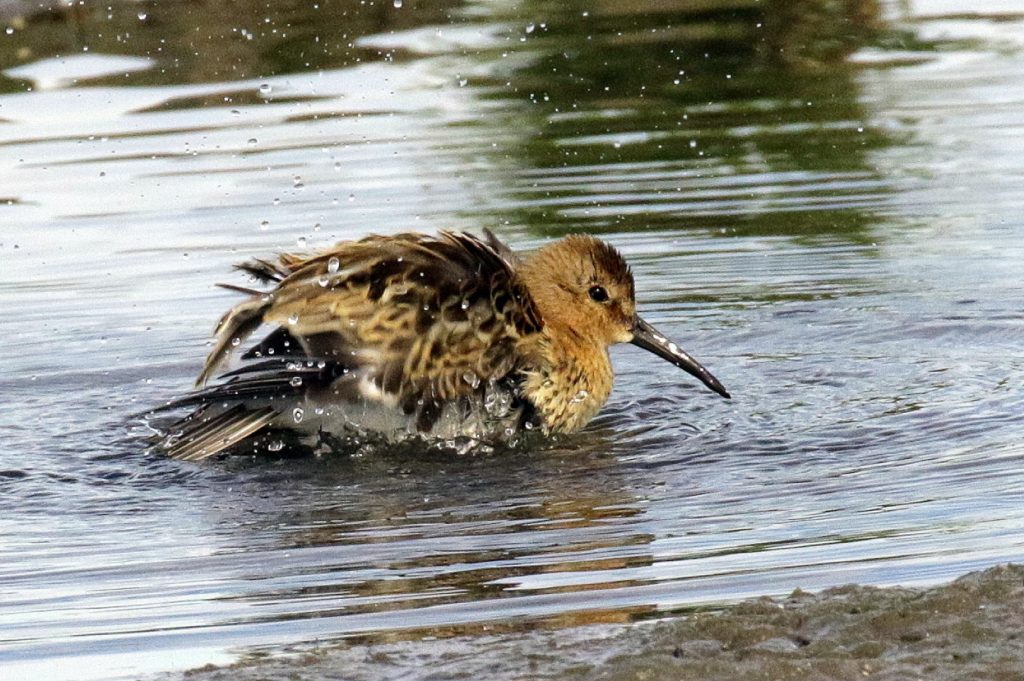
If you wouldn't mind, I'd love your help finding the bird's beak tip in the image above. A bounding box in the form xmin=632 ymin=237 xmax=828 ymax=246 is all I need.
xmin=631 ymin=316 xmax=730 ymax=399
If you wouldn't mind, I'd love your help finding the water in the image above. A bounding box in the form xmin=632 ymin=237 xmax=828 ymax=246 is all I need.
xmin=2 ymin=0 xmax=1024 ymax=678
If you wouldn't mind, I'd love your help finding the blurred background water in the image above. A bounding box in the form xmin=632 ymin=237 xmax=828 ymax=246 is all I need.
xmin=2 ymin=0 xmax=1024 ymax=678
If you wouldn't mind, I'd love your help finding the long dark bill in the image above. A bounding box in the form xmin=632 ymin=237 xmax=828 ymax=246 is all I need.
xmin=631 ymin=316 xmax=730 ymax=399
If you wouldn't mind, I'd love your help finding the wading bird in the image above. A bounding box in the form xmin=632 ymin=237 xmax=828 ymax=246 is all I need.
xmin=148 ymin=231 xmax=729 ymax=460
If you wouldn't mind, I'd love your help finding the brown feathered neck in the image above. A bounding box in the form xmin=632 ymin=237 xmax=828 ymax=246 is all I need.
xmin=515 ymin=234 xmax=637 ymax=432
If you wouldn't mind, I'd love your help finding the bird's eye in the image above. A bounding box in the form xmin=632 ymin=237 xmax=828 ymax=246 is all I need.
xmin=588 ymin=285 xmax=610 ymax=303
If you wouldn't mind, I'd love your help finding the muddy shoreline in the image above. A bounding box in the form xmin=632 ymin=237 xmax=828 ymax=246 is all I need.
xmin=179 ymin=564 xmax=1024 ymax=681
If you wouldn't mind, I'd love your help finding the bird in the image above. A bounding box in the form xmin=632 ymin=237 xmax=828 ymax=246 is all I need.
xmin=145 ymin=230 xmax=729 ymax=460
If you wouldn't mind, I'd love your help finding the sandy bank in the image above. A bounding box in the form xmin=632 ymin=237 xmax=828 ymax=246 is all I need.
xmin=179 ymin=564 xmax=1024 ymax=681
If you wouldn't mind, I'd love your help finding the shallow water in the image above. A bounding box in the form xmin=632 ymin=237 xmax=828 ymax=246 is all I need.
xmin=2 ymin=0 xmax=1024 ymax=678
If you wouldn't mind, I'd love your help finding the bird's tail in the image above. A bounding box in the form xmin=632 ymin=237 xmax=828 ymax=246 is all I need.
xmin=153 ymin=403 xmax=281 ymax=461
xmin=143 ymin=358 xmax=346 ymax=460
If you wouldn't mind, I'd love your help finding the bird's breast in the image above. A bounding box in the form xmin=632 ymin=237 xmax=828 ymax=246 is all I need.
xmin=521 ymin=346 xmax=614 ymax=434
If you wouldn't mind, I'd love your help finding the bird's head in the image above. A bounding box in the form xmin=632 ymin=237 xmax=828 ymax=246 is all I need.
xmin=520 ymin=233 xmax=729 ymax=399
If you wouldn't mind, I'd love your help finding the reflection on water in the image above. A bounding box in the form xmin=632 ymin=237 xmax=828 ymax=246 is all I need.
xmin=2 ymin=0 xmax=1024 ymax=678
xmin=471 ymin=0 xmax=892 ymax=241
xmin=0 ymin=0 xmax=465 ymax=90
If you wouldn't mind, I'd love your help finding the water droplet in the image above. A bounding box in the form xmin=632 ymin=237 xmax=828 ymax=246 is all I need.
xmin=288 ymin=313 xmax=299 ymax=325
xmin=247 ymin=138 xmax=258 ymax=146
xmin=318 ymin=275 xmax=330 ymax=287
xmin=231 ymin=337 xmax=241 ymax=347
xmin=5 ymin=27 xmax=14 ymax=36
xmin=571 ymin=389 xmax=589 ymax=404
xmin=525 ymin=23 xmax=535 ymax=33
xmin=292 ymin=407 xmax=304 ymax=423
xmin=689 ymin=140 xmax=697 ymax=148
xmin=393 ymin=0 xmax=402 ymax=7
xmin=460 ymin=299 xmax=471 ymax=310
xmin=268 ymin=440 xmax=284 ymax=452
xmin=296 ymin=236 xmax=307 ymax=247
xmin=290 ymin=376 xmax=303 ymax=387
xmin=137 ymin=11 xmax=147 ymax=20
xmin=327 ymin=256 xmax=340 ymax=273
xmin=259 ymin=83 xmax=272 ymax=95
xmin=458 ymin=78 xmax=468 ymax=87
xmin=347 ymin=193 xmax=355 ymax=202
xmin=462 ymin=371 xmax=481 ymax=389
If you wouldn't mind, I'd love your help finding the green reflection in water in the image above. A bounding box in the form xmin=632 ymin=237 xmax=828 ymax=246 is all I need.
xmin=0 ymin=0 xmax=464 ymax=91
xmin=470 ymin=0 xmax=894 ymax=243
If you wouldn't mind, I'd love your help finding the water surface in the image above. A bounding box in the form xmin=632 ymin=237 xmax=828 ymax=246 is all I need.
xmin=2 ymin=0 xmax=1024 ymax=678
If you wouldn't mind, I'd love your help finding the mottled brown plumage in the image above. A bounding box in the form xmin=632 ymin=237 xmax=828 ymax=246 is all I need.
xmin=148 ymin=230 xmax=728 ymax=460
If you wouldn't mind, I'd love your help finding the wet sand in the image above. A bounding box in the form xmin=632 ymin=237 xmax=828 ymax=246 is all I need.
xmin=179 ymin=564 xmax=1024 ymax=681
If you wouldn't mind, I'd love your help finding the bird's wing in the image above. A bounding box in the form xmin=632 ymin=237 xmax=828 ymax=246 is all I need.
xmin=143 ymin=358 xmax=354 ymax=460
xmin=198 ymin=231 xmax=543 ymax=411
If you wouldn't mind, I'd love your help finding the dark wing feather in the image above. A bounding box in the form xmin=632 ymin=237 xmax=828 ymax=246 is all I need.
xmin=161 ymin=358 xmax=348 ymax=411
xmin=159 ymin=404 xmax=279 ymax=461
xmin=234 ymin=257 xmax=291 ymax=283
xmin=196 ymin=295 xmax=271 ymax=386
xmin=147 ymin=358 xmax=350 ymax=460
xmin=241 ymin=327 xmax=303 ymax=360
xmin=483 ymin=228 xmax=522 ymax=267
